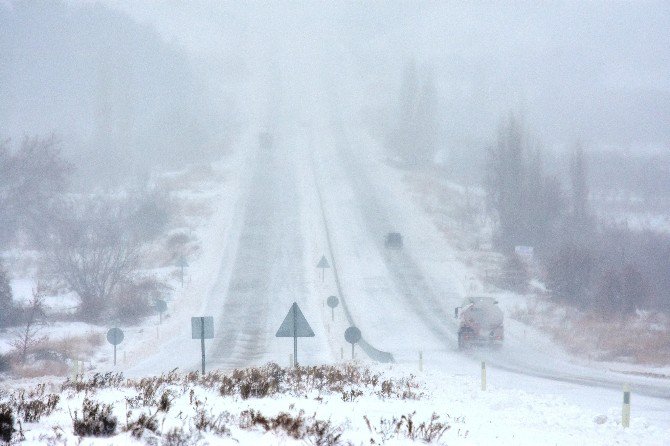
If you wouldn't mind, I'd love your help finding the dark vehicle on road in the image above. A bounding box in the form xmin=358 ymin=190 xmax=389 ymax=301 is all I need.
xmin=385 ymin=232 xmax=403 ymax=249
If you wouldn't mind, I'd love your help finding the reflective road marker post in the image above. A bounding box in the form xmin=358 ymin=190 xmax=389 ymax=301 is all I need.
xmin=191 ymin=316 xmax=214 ymax=374
xmin=481 ymin=361 xmax=487 ymax=391
xmin=623 ymin=384 xmax=631 ymax=428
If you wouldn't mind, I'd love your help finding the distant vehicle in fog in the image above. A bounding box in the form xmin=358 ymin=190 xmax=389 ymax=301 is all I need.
xmin=259 ymin=132 xmax=273 ymax=149
xmin=455 ymin=296 xmax=504 ymax=349
xmin=385 ymin=232 xmax=403 ymax=249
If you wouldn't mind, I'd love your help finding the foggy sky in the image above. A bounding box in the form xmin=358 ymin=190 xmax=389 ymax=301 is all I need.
xmin=2 ymin=1 xmax=669 ymax=156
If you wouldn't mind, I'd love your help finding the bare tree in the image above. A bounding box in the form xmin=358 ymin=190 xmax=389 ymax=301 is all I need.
xmin=42 ymin=199 xmax=140 ymax=321
xmin=10 ymin=289 xmax=47 ymax=364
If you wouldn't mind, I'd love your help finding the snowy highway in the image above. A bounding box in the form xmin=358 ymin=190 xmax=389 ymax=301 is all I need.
xmin=132 ymin=96 xmax=670 ymax=399
xmin=320 ymin=103 xmax=670 ymax=400
xmin=121 ymin=89 xmax=670 ymax=433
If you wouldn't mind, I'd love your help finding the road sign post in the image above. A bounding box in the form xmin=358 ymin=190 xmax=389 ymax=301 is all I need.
xmin=326 ymin=295 xmax=339 ymax=321
xmin=176 ymin=256 xmax=189 ymax=287
xmin=276 ymin=302 xmax=315 ymax=367
xmin=344 ymin=326 xmax=361 ymax=360
xmin=155 ymin=299 xmax=167 ymax=324
xmin=191 ymin=316 xmax=214 ymax=374
xmin=106 ymin=327 xmax=124 ymax=366
xmin=316 ymin=256 xmax=330 ymax=282
xmin=201 ymin=318 xmax=205 ymax=374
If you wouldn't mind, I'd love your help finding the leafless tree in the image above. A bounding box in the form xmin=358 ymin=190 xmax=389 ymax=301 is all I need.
xmin=10 ymin=289 xmax=47 ymax=364
xmin=42 ymin=199 xmax=141 ymax=321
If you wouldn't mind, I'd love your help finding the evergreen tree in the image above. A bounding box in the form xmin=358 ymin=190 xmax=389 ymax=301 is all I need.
xmin=0 ymin=266 xmax=13 ymax=328
xmin=486 ymin=115 xmax=564 ymax=250
xmin=389 ymin=59 xmax=419 ymax=164
xmin=568 ymin=142 xmax=593 ymax=239
xmin=387 ymin=60 xmax=441 ymax=166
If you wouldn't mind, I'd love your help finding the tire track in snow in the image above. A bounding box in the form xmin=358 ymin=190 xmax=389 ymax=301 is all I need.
xmin=208 ymin=136 xmax=306 ymax=369
xmin=327 ymin=114 xmax=459 ymax=351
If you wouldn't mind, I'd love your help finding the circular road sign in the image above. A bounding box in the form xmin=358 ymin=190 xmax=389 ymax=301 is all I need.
xmin=327 ymin=295 xmax=339 ymax=308
xmin=106 ymin=327 xmax=124 ymax=346
xmin=155 ymin=299 xmax=168 ymax=313
xmin=344 ymin=326 xmax=361 ymax=344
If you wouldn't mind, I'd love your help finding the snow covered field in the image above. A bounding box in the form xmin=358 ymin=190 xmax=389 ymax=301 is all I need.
xmin=4 ymin=361 xmax=668 ymax=445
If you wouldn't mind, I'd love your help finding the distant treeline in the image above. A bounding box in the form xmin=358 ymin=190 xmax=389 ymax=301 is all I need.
xmin=483 ymin=117 xmax=670 ymax=317
xmin=0 ymin=137 xmax=173 ymax=326
xmin=0 ymin=1 xmax=234 ymax=188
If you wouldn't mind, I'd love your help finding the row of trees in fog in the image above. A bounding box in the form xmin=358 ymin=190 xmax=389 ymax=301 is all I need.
xmin=0 ymin=2 xmax=232 ymax=189
xmin=483 ymin=117 xmax=670 ymax=316
xmin=0 ymin=2 xmax=224 ymax=329
xmin=0 ymin=137 xmax=172 ymax=327
xmin=383 ymin=60 xmax=669 ymax=317
xmin=385 ymin=61 xmax=440 ymax=166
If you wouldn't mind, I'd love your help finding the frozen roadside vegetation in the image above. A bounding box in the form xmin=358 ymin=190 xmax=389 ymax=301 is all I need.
xmin=0 ymin=362 xmax=664 ymax=445
xmin=0 ymin=150 xmax=244 ymax=379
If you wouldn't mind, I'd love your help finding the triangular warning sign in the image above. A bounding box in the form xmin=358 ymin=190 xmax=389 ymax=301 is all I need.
xmin=316 ymin=255 xmax=330 ymax=268
xmin=276 ymin=302 xmax=315 ymax=337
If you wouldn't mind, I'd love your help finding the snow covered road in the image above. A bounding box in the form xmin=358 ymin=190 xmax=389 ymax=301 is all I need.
xmin=127 ymin=84 xmax=669 ymax=433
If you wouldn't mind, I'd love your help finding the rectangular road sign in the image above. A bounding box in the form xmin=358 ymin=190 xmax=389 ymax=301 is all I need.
xmin=191 ymin=316 xmax=214 ymax=339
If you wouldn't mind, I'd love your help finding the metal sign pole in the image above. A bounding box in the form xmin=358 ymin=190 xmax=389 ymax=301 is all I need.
xmin=200 ymin=316 xmax=205 ymax=374
xmin=107 ymin=327 xmax=124 ymax=366
xmin=275 ymin=302 xmax=315 ymax=368
xmin=293 ymin=306 xmax=298 ymax=367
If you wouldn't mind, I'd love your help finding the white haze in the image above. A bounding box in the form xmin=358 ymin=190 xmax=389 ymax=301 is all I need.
xmin=74 ymin=1 xmax=670 ymax=151
xmin=2 ymin=1 xmax=669 ymax=170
